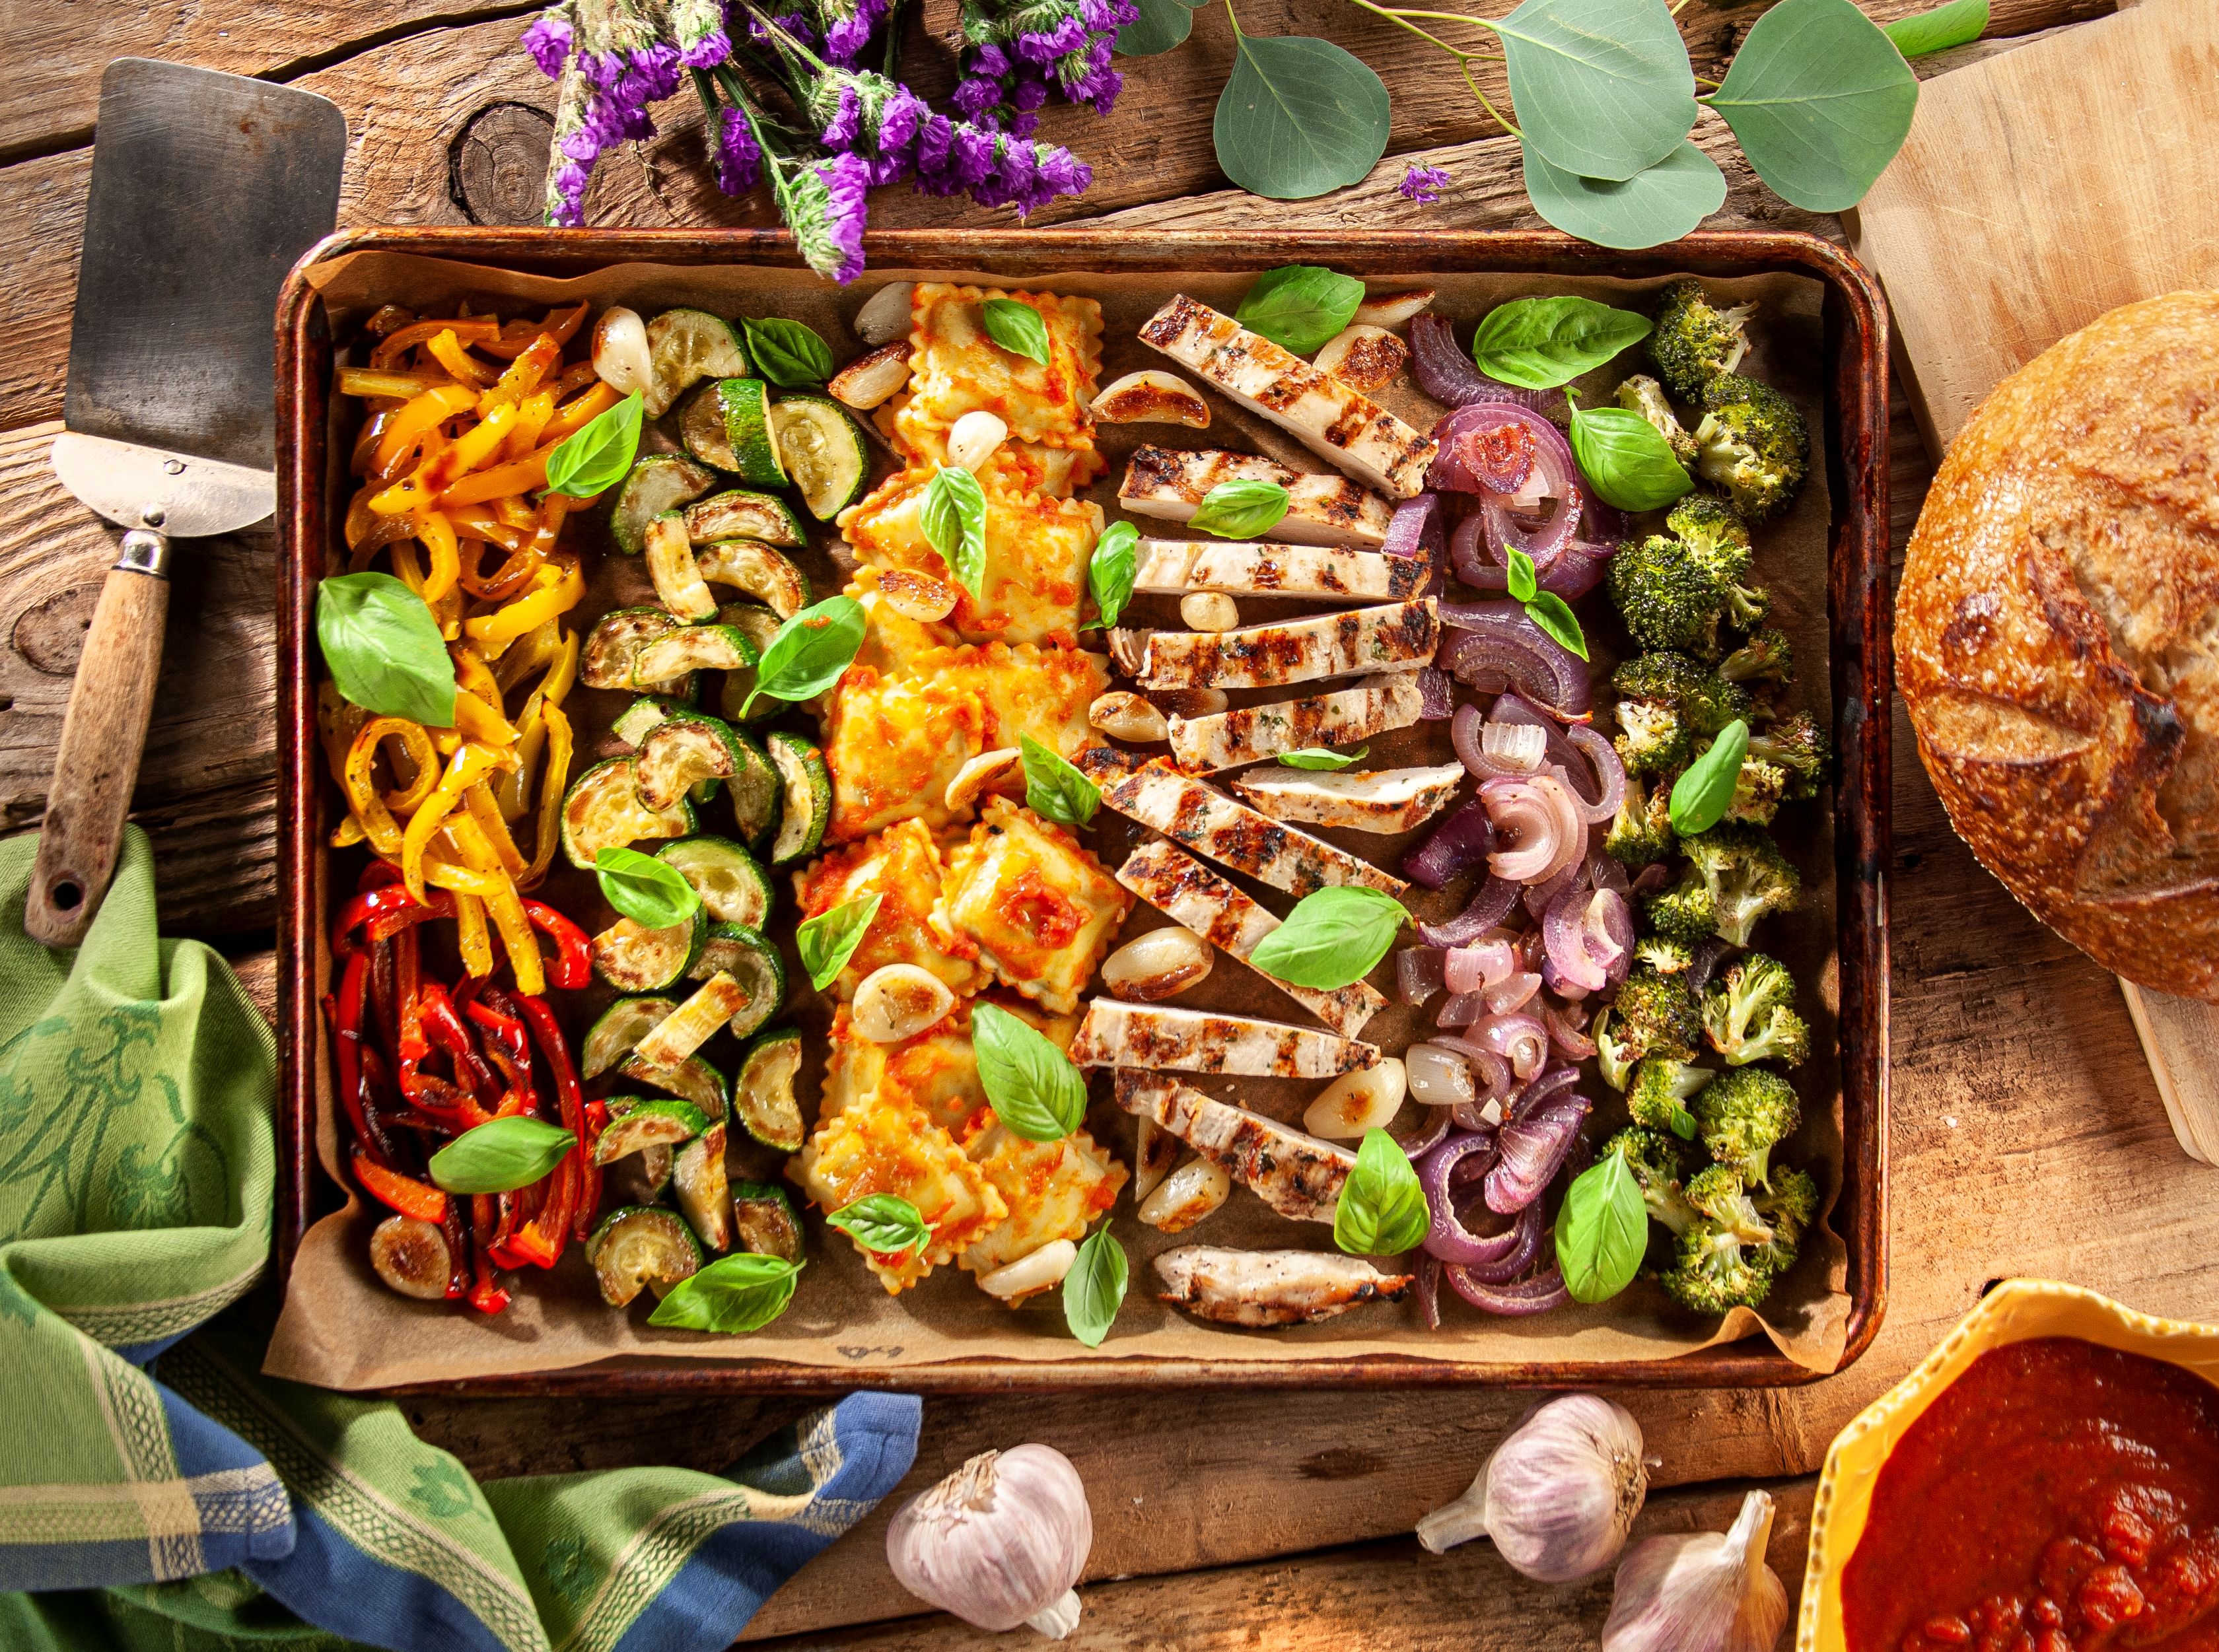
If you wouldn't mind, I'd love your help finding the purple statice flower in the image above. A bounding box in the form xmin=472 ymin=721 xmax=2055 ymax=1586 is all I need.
xmin=821 ymin=83 xmax=864 ymax=147
xmin=711 ymin=104 xmax=764 ymax=194
xmin=816 ymin=0 xmax=888 ymax=67
xmin=1013 ymin=12 xmax=1086 ymax=61
xmin=786 ymin=150 xmax=870 ymax=281
xmin=1053 ymin=32 xmax=1118 ymax=113
xmin=668 ymin=0 xmax=732 ymax=67
xmin=522 ymin=9 xmax=574 ymax=77
xmin=1400 ymin=162 xmax=1450 ymax=204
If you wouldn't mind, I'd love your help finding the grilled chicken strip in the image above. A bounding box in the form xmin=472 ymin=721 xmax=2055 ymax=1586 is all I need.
xmin=1138 ymin=294 xmax=1440 ymax=499
xmin=1114 ymin=1071 xmax=1352 ymax=1222
xmin=1069 ymin=1000 xmax=1379 ymax=1078
xmin=1168 ymin=675 xmax=1424 ymax=774
xmin=1115 ymin=839 xmax=1386 ymax=1038
xmin=1154 ymin=1246 xmax=1414 ymax=1326
xmin=1118 ymin=447 xmax=1393 ymax=549
xmin=1230 ymin=763 xmax=1466 ymax=833
xmin=1132 ymin=539 xmax=1428 ymax=604
xmin=1110 ymin=598 xmax=1438 ymax=692
xmin=1096 ymin=759 xmax=1406 ymax=897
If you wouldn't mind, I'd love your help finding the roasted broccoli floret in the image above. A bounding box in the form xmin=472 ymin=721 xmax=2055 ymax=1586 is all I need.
xmin=1691 ymin=1067 xmax=1801 ymax=1190
xmin=1605 ymin=771 xmax=1676 ymax=867
xmin=1693 ymin=373 xmax=1810 ymax=524
xmin=1628 ymin=1055 xmax=1715 ymax=1138
xmin=1616 ymin=372 xmax=1697 ymax=464
xmin=1662 ymin=1218 xmax=1775 ymax=1314
xmin=1609 ymin=966 xmax=1704 ymax=1064
xmin=1702 ymin=952 xmax=1811 ymax=1068
xmin=1642 ymin=869 xmax=1720 ymax=944
xmin=1650 ymin=279 xmax=1755 ymax=403
xmin=1613 ymin=652 xmax=1751 ymax=738
xmin=1594 ymin=1007 xmax=1638 ymax=1091
xmin=1684 ymin=1164 xmax=1770 ymax=1240
xmin=1608 ymin=533 xmax=1727 ymax=658
xmin=1719 ymin=627 xmax=1793 ymax=689
xmin=1724 ymin=755 xmax=1789 ymax=827
xmin=1746 ymin=710 xmax=1829 ymax=800
xmin=1602 ymin=1126 xmax=1699 ymax=1236
xmin=1613 ymin=696 xmax=1693 ymax=778
xmin=1681 ymin=823 xmax=1801 ymax=946
xmin=1752 ymin=1166 xmax=1818 ymax=1252
xmin=1665 ymin=495 xmax=1751 ymax=574
xmin=1635 ymin=934 xmax=1694 ymax=975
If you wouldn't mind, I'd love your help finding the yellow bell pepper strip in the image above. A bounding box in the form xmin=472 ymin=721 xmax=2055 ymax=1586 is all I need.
xmin=452 ymin=889 xmax=495 ymax=979
xmin=448 ymin=642 xmax=502 ymax=713
xmin=318 ymin=679 xmax=368 ymax=786
xmin=330 ymin=813 xmax=369 ymax=849
xmin=450 ymin=687 xmax=518 ymax=747
xmin=435 ymin=439 xmax=558 ymax=510
xmin=431 ymin=582 xmax=464 ymax=642
xmin=501 ymin=389 xmax=556 ymax=462
xmin=462 ymin=557 xmax=582 ymax=654
xmin=351 ymin=413 xmax=392 ymax=478
xmin=388 ymin=539 xmax=428 ymax=597
xmin=491 ymin=618 xmax=559 ymax=697
xmin=370 ymin=400 xmax=519 ymax=516
xmin=463 ymin=782 xmax=530 ymax=878
xmin=415 ymin=510 xmax=460 ymax=603
xmin=538 ymin=625 xmax=579 ymax=708
xmin=457 ymin=538 xmax=540 ymax=604
xmin=483 ymin=880 xmax=546 ymax=996
xmin=521 ymin=701 xmax=574 ymax=891
xmin=370 ymin=316 xmax=500 ymax=370
xmin=425 ymin=328 xmax=496 ymax=387
xmin=477 ymin=335 xmax=559 ymax=414
xmin=493 ymin=494 xmax=539 ymax=532
xmin=421 ymin=853 xmax=506 ymax=901
xmin=339 ymin=366 xmax=466 ymax=399
xmin=541 ymin=381 xmax=619 ymax=445
xmin=345 ymin=716 xmax=438 ymax=856
xmin=495 ymin=699 xmax=543 ymax=822
xmin=446 ymin=503 xmax=534 ymax=553
xmin=370 ymin=382 xmax=476 ymax=481
xmin=402 ymin=742 xmax=512 ymax=903
xmin=527 ymin=495 xmax=571 ymax=562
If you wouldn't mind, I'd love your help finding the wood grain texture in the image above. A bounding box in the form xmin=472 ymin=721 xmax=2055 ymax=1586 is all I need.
xmin=2123 ymin=983 xmax=2219 ymax=1164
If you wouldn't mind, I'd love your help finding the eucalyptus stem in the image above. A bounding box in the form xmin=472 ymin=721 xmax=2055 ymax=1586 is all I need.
xmin=1222 ymin=0 xmax=1242 ymax=38
xmin=1342 ymin=0 xmax=1522 ymax=139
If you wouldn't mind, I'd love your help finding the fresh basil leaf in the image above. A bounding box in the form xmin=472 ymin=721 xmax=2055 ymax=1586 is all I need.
xmin=1188 ymin=479 xmax=1290 ymax=541
xmin=1524 ymin=592 xmax=1589 ymax=661
xmin=1118 ymin=0 xmax=1209 ymax=53
xmin=1669 ymin=718 xmax=1749 ymax=836
xmin=1234 ymin=265 xmax=1366 ymax=355
xmin=980 ymin=297 xmax=1052 ymax=366
xmin=1882 ymin=0 xmax=1986 ymax=58
xmin=1469 ymin=296 xmax=1653 ymax=391
xmin=826 ymin=1194 xmax=929 ymax=1258
xmin=919 ymin=464 xmax=989 ymax=600
xmin=1063 ymin=1228 xmax=1127 ymax=1348
xmin=1523 ymin=140 xmax=1727 ymax=252
xmin=1277 ymin=745 xmax=1367 ymax=771
xmin=1333 ymin=1128 xmax=1429 ymax=1256
xmin=973 ymin=1002 xmax=1088 ymax=1142
xmin=316 ymin=571 xmax=456 ymax=727
xmin=1669 ymin=1103 xmax=1697 ymax=1142
xmin=1020 ymin=735 xmax=1099 ymax=829
xmin=1567 ymin=392 xmax=1693 ymax=512
xmin=646 ymin=1252 xmax=801 ymax=1333
xmin=428 ymin=1116 xmax=577 ymax=1195
xmin=740 ymin=318 xmax=834 ymax=387
xmin=797 ymin=891 xmax=882 ymax=991
xmin=546 ymin=390 xmax=643 ymax=498
xmin=1705 ymin=0 xmax=1919 ymax=211
xmin=1213 ymin=33 xmax=1390 ymax=201
xmin=1247 ymin=885 xmax=1408 ymax=990
xmin=1506 ymin=547 xmax=1539 ymax=603
xmin=1080 ymin=520 xmax=1139 ymax=632
xmin=1557 ymin=1152 xmax=1648 ymax=1303
xmin=595 ymin=846 xmax=702 ymax=930
xmin=1492 ymin=0 xmax=1700 ymax=183
xmin=740 ymin=595 xmax=866 ymax=718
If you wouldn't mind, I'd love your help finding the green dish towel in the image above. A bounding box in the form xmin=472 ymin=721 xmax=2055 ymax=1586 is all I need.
xmin=0 ymin=829 xmax=918 ymax=1651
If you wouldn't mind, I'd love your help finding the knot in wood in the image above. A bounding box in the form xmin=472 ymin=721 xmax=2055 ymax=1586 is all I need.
xmin=449 ymin=103 xmax=555 ymax=226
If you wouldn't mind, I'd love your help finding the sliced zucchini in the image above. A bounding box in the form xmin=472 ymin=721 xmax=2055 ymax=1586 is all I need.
xmin=592 ymin=1097 xmax=709 ymax=1165
xmin=679 ymin=382 xmax=738 ymax=471
xmin=582 ymin=994 xmax=677 ymax=1080
xmin=634 ymin=971 xmax=752 ymax=1069
xmin=732 ymin=1027 xmax=806 ymax=1152
xmin=770 ymin=395 xmax=869 ymax=521
xmin=683 ymin=489 xmax=806 ymax=549
xmin=619 ymin=1051 xmax=727 ymax=1121
xmin=765 ymin=732 xmax=831 ymax=868
xmin=636 ymin=714 xmax=744 ymax=812
xmin=643 ymin=512 xmax=718 ymax=622
xmin=721 ymin=727 xmax=782 ymax=850
xmin=695 ymin=541 xmax=809 ymax=619
xmin=592 ymin=908 xmax=707 ymax=994
xmin=731 ymin=1181 xmax=805 ymax=1264
xmin=603 ymin=1144 xmax=674 ymax=1207
xmin=693 ymin=924 xmax=785 ymax=1039
xmin=612 ymin=455 xmax=717 ymax=553
xmin=561 ymin=758 xmax=695 ymax=870
xmin=610 ymin=695 xmax=678 ymax=749
xmin=657 ymin=835 xmax=772 ymax=928
xmin=582 ymin=607 xmax=687 ymax=693
xmin=715 ymin=378 xmax=788 ymax=489
xmin=587 ymin=1206 xmax=703 ymax=1306
xmin=673 ymin=1122 xmax=734 ymax=1253
xmin=646 ymin=308 xmax=748 ymax=417
xmin=634 ymin=623 xmax=758 ymax=685
xmin=715 ymin=604 xmax=787 ymax=728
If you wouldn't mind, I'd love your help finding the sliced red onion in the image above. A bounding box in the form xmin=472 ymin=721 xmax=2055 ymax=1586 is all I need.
xmin=1419 ymin=1134 xmax=1528 ymax=1265
xmin=1587 ymin=846 xmax=1630 ymax=895
xmin=1545 ymin=1001 xmax=1598 ymax=1061
xmin=1395 ymin=1105 xmax=1454 ymax=1163
xmin=1450 ymin=508 xmax=1508 ymax=590
xmin=1443 ymin=938 xmax=1516 ymax=994
xmin=1454 ymin=702 xmax=1549 ymax=781
xmin=1543 ymin=886 xmax=1610 ymax=994
xmin=1434 ymin=404 xmax=1538 ymax=494
xmin=1631 ymin=860 xmax=1671 ymax=896
xmin=1688 ymin=938 xmax=1730 ymax=996
xmin=1584 ymin=496 xmax=1631 ymax=542
xmin=1540 ymin=539 xmax=1614 ymax=600
xmin=1417 ymin=666 xmax=1454 ymax=721
xmin=1563 ymin=724 xmax=1627 ymax=824
xmin=1438 ymin=603 xmax=1592 ymax=718
xmin=1524 ymin=858 xmax=1588 ymax=920
xmin=1415 ymin=876 xmax=1522 ymax=950
xmin=1447 ymin=1256 xmax=1570 ymax=1315
xmin=1417 ymin=1252 xmax=1443 ymax=1329
xmin=1431 ymin=1036 xmax=1516 ymax=1112
xmin=1453 ymin=1200 xmax=1545 ymax=1282
xmin=1475 ymin=1011 xmax=1551 ymax=1080
xmin=1404 ymin=796 xmax=1495 ymax=889
xmin=1409 ymin=314 xmax=1555 ymax=413
xmin=1485 ymin=1094 xmax=1591 ymax=1213
xmin=1483 ymin=489 xmax=1583 ymax=567
xmin=1436 ymin=990 xmax=1484 ymax=1029
xmin=1395 ymin=945 xmax=1447 ymax=1006
xmin=1481 ymin=773 xmax=1588 ymax=885
xmin=1382 ymin=492 xmax=1437 ymax=559
xmin=1513 ymin=1062 xmax=1581 ymax=1120
xmin=1484 ymin=971 xmax=1542 ymax=1016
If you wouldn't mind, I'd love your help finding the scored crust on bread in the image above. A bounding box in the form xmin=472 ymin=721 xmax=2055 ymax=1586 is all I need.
xmin=1897 ymin=291 xmax=2219 ymax=1002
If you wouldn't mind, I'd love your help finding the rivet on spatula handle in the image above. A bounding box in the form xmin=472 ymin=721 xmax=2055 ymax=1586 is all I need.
xmin=25 ymin=535 xmax=170 ymax=946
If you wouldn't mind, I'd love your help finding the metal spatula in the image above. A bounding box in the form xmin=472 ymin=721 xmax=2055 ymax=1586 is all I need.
xmin=28 ymin=59 xmax=345 ymax=945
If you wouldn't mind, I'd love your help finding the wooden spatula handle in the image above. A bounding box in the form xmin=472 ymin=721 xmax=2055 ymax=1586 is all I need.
xmin=24 ymin=535 xmax=170 ymax=946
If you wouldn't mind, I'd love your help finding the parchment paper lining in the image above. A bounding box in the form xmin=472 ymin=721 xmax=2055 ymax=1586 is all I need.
xmin=267 ymin=252 xmax=1847 ymax=1390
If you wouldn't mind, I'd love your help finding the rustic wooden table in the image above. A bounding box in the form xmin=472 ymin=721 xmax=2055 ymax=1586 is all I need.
xmin=7 ymin=0 xmax=2210 ymax=1641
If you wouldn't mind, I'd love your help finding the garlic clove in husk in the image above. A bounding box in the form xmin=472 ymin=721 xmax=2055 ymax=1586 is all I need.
xmin=1602 ymin=1488 xmax=1786 ymax=1652
xmin=886 ymin=1445 xmax=1093 ymax=1637
xmin=1415 ymin=1393 xmax=1646 ymax=1583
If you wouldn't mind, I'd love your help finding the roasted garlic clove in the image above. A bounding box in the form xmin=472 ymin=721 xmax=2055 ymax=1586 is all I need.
xmin=590 ymin=305 xmax=654 ymax=399
xmin=976 ymin=1240 xmax=1079 ymax=1303
xmin=853 ymin=281 xmax=915 ymax=345
xmin=1179 ymin=592 xmax=1240 ymax=633
xmin=1101 ymin=925 xmax=1213 ymax=1002
xmin=1354 ymin=288 xmax=1436 ymax=327
xmin=946 ymin=409 xmax=1008 ymax=473
xmin=1090 ymin=369 xmax=1212 ymax=428
xmin=1313 ymin=324 xmax=1409 ymax=392
xmin=1148 ymin=686 xmax=1228 ymax=719
xmin=1139 ymin=1159 xmax=1232 ymax=1233
xmin=944 ymin=747 xmax=1027 ymax=813
xmin=1089 ymin=691 xmax=1170 ymax=743
xmin=852 ymin=964 xmax=956 ymax=1043
xmin=1303 ymin=1057 xmax=1409 ymax=1140
xmin=829 ymin=341 xmax=911 ymax=410
xmin=879 ymin=567 xmax=960 ymax=622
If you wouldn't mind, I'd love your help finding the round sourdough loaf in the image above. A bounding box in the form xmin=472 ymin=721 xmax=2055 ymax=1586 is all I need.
xmin=1899 ymin=291 xmax=2219 ymax=1001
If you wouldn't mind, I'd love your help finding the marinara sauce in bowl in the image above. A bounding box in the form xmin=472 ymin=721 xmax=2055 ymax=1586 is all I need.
xmin=1800 ymin=1282 xmax=2219 ymax=1652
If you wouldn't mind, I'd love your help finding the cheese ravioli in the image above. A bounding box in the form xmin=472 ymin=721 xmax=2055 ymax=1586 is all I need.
xmin=940 ymin=797 xmax=1132 ymax=1015
xmin=901 ymin=283 xmax=1103 ymax=448
xmin=959 ymin=1121 xmax=1127 ymax=1277
xmin=878 ymin=404 xmax=1107 ymax=500
xmin=793 ymin=819 xmax=982 ymax=1002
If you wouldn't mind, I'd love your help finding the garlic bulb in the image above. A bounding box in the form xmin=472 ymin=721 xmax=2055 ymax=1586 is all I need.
xmin=886 ymin=1445 xmax=1093 ymax=1638
xmin=1602 ymin=1489 xmax=1786 ymax=1652
xmin=1415 ymin=1394 xmax=1646 ymax=1582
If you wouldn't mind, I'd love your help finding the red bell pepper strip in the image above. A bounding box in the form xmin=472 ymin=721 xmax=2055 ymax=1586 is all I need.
xmin=419 ymin=981 xmax=500 ymax=1101
xmin=440 ymin=1193 xmax=470 ymax=1299
xmin=521 ymin=900 xmax=592 ymax=992
xmin=359 ymin=860 xmax=404 ymax=893
xmin=368 ymin=888 xmax=456 ymax=945
xmin=504 ymin=990 xmax=597 ymax=1240
xmin=354 ymin=1153 xmax=447 ymax=1223
xmin=323 ymin=949 xmax=378 ymax=1160
xmin=503 ymin=1153 xmax=573 ymax=1268
xmin=466 ymin=1195 xmax=511 ymax=1315
xmin=332 ymin=884 xmax=422 ymax=960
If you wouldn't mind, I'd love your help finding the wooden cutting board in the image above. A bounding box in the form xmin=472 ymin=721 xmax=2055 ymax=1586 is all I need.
xmin=1845 ymin=0 xmax=2219 ymax=1159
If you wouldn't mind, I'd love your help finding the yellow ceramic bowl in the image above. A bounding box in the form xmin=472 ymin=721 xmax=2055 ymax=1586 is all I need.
xmin=1796 ymin=1278 xmax=2219 ymax=1650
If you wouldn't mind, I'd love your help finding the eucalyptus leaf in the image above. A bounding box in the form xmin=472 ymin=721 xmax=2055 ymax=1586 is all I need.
xmin=1557 ymin=1152 xmax=1647 ymax=1303
xmin=1706 ymin=0 xmax=1919 ymax=211
xmin=1492 ymin=0 xmax=1699 ymax=183
xmin=1213 ymin=33 xmax=1390 ymax=201
xmin=1469 ymin=296 xmax=1653 ymax=390
xmin=1670 ymin=718 xmax=1749 ymax=835
xmin=1882 ymin=0 xmax=1986 ymax=57
xmin=1522 ymin=140 xmax=1726 ymax=251
xmin=1117 ymin=0 xmax=1209 ymax=56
